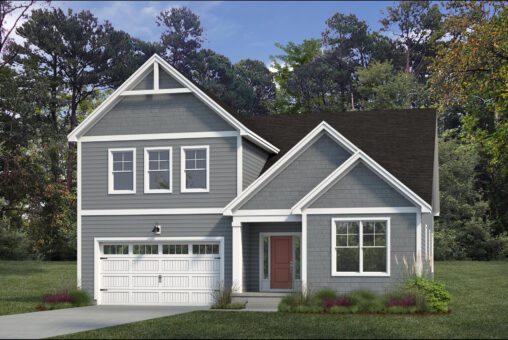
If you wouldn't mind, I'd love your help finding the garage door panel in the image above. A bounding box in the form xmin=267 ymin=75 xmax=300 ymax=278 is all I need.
xmin=190 ymin=292 xmax=213 ymax=305
xmin=191 ymin=259 xmax=219 ymax=272
xmin=161 ymin=291 xmax=189 ymax=304
xmin=102 ymin=275 xmax=129 ymax=288
xmin=102 ymin=291 xmax=129 ymax=304
xmin=102 ymin=259 xmax=129 ymax=272
xmin=132 ymin=291 xmax=159 ymax=304
xmin=132 ymin=275 xmax=158 ymax=288
xmin=191 ymin=275 xmax=220 ymax=289
xmin=161 ymin=259 xmax=190 ymax=271
xmin=161 ymin=275 xmax=189 ymax=288
xmin=132 ymin=259 xmax=159 ymax=272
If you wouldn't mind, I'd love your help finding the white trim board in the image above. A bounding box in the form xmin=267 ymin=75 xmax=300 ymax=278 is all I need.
xmin=291 ymin=151 xmax=432 ymax=214
xmin=80 ymin=131 xmax=239 ymax=143
xmin=223 ymin=121 xmax=360 ymax=215
xmin=81 ymin=208 xmax=224 ymax=216
xmin=67 ymin=55 xmax=279 ymax=154
xmin=303 ymin=207 xmax=419 ymax=214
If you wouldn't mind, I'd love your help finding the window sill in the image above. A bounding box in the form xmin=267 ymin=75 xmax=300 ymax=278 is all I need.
xmin=331 ymin=272 xmax=390 ymax=277
xmin=144 ymin=190 xmax=172 ymax=194
xmin=108 ymin=191 xmax=136 ymax=195
xmin=181 ymin=188 xmax=210 ymax=193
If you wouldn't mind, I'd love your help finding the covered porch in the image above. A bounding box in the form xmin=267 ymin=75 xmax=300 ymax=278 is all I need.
xmin=231 ymin=215 xmax=304 ymax=293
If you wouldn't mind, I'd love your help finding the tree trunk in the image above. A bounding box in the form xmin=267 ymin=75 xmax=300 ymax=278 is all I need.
xmin=405 ymin=45 xmax=411 ymax=73
xmin=66 ymin=94 xmax=78 ymax=191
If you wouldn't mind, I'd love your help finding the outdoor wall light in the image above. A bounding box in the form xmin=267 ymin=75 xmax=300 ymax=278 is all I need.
xmin=152 ymin=223 xmax=162 ymax=235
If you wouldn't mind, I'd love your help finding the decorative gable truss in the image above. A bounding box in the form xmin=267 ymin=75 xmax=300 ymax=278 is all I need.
xmin=223 ymin=121 xmax=433 ymax=216
xmin=67 ymin=54 xmax=279 ymax=154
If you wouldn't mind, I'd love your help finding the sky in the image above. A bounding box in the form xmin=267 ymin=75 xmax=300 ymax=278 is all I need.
xmin=57 ymin=1 xmax=394 ymax=64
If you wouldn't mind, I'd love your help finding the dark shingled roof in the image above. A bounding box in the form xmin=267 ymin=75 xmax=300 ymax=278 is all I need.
xmin=236 ymin=109 xmax=436 ymax=205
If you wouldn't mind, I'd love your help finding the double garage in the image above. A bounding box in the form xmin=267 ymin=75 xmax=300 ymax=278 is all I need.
xmin=94 ymin=237 xmax=224 ymax=306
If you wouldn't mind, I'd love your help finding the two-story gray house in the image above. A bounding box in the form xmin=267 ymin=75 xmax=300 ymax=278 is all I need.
xmin=68 ymin=54 xmax=439 ymax=306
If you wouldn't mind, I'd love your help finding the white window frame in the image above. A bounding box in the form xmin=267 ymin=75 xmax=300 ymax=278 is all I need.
xmin=144 ymin=147 xmax=172 ymax=193
xmin=180 ymin=145 xmax=210 ymax=193
xmin=331 ymin=217 xmax=390 ymax=277
xmin=108 ymin=148 xmax=136 ymax=194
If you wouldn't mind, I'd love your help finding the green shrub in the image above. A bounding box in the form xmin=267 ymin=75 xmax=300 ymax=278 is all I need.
xmin=0 ymin=227 xmax=31 ymax=260
xmin=347 ymin=290 xmax=384 ymax=312
xmin=278 ymin=302 xmax=292 ymax=312
xmin=329 ymin=306 xmax=350 ymax=314
xmin=407 ymin=277 xmax=451 ymax=312
xmin=315 ymin=289 xmax=337 ymax=302
xmin=211 ymin=283 xmax=233 ymax=308
xmin=280 ymin=289 xmax=314 ymax=309
xmin=48 ymin=302 xmax=74 ymax=310
xmin=211 ymin=303 xmax=245 ymax=310
xmin=69 ymin=289 xmax=92 ymax=307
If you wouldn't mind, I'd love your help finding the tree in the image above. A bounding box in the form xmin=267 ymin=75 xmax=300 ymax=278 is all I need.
xmin=234 ymin=59 xmax=275 ymax=115
xmin=157 ymin=6 xmax=203 ymax=76
xmin=430 ymin=2 xmax=508 ymax=236
xmin=355 ymin=61 xmax=423 ymax=110
xmin=14 ymin=8 xmax=152 ymax=191
xmin=435 ymin=134 xmax=504 ymax=260
xmin=270 ymin=39 xmax=322 ymax=113
xmin=0 ymin=1 xmax=42 ymax=68
xmin=381 ymin=1 xmax=442 ymax=75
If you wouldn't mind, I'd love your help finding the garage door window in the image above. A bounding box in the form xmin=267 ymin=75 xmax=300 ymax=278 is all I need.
xmin=163 ymin=244 xmax=189 ymax=255
xmin=133 ymin=244 xmax=159 ymax=255
xmin=193 ymin=244 xmax=219 ymax=255
xmin=103 ymin=244 xmax=129 ymax=255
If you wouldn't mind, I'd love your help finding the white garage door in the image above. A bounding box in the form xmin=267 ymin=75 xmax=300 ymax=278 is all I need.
xmin=98 ymin=241 xmax=221 ymax=305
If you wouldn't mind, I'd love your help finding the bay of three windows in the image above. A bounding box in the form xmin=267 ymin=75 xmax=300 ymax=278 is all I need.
xmin=109 ymin=146 xmax=209 ymax=194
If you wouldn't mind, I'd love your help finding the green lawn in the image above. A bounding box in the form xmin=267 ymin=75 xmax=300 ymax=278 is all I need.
xmin=59 ymin=261 xmax=508 ymax=339
xmin=0 ymin=260 xmax=76 ymax=316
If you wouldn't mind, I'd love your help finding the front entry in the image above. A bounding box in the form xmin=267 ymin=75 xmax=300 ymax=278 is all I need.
xmin=270 ymin=236 xmax=293 ymax=289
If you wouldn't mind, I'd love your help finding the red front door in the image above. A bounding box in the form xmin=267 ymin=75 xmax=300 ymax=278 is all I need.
xmin=270 ymin=236 xmax=293 ymax=289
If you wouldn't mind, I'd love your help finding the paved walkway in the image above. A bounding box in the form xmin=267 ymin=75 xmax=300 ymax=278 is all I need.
xmin=0 ymin=305 xmax=203 ymax=339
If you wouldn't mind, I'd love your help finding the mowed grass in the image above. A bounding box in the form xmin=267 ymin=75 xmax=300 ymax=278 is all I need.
xmin=60 ymin=261 xmax=508 ymax=339
xmin=0 ymin=260 xmax=76 ymax=316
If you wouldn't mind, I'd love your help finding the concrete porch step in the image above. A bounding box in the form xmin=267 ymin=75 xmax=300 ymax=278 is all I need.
xmin=232 ymin=292 xmax=288 ymax=310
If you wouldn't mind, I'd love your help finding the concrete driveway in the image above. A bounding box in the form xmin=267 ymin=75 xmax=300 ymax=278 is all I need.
xmin=0 ymin=305 xmax=204 ymax=339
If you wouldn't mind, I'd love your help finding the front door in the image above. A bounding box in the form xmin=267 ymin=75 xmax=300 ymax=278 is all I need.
xmin=270 ymin=236 xmax=293 ymax=289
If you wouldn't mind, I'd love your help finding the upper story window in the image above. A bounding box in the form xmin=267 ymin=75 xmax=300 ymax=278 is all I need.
xmin=331 ymin=218 xmax=390 ymax=276
xmin=108 ymin=148 xmax=136 ymax=194
xmin=181 ymin=145 xmax=209 ymax=193
xmin=144 ymin=147 xmax=172 ymax=193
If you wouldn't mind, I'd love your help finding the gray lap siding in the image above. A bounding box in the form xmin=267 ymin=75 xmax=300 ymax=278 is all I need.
xmin=307 ymin=213 xmax=416 ymax=294
xmin=81 ymin=137 xmax=237 ymax=210
xmin=84 ymin=94 xmax=235 ymax=136
xmin=81 ymin=214 xmax=232 ymax=298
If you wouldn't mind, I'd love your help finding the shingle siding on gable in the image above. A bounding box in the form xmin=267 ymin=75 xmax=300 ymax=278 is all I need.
xmin=81 ymin=137 xmax=237 ymax=210
xmin=310 ymin=163 xmax=414 ymax=208
xmin=84 ymin=94 xmax=235 ymax=136
xmin=133 ymin=70 xmax=153 ymax=90
xmin=240 ymin=134 xmax=352 ymax=210
xmin=81 ymin=214 xmax=232 ymax=297
xmin=159 ymin=70 xmax=182 ymax=88
xmin=307 ymin=213 xmax=416 ymax=293
xmin=242 ymin=138 xmax=269 ymax=190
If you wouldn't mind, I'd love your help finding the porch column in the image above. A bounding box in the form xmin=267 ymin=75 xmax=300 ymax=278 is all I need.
xmin=232 ymin=220 xmax=243 ymax=292
xmin=301 ymin=211 xmax=307 ymax=291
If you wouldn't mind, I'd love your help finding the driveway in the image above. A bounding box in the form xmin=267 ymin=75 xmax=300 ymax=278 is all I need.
xmin=0 ymin=305 xmax=204 ymax=339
